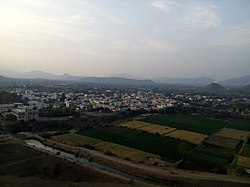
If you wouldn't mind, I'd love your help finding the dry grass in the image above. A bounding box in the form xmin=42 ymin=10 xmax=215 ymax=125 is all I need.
xmin=237 ymin=155 xmax=250 ymax=168
xmin=166 ymin=130 xmax=208 ymax=144
xmin=216 ymin=128 xmax=250 ymax=140
xmin=119 ymin=121 xmax=149 ymax=129
xmin=94 ymin=142 xmax=160 ymax=164
xmin=137 ymin=124 xmax=176 ymax=135
xmin=119 ymin=121 xmax=176 ymax=135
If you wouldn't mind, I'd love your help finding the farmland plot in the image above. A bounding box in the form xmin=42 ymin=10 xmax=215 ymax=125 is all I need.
xmin=216 ymin=128 xmax=250 ymax=140
xmin=94 ymin=142 xmax=160 ymax=164
xmin=79 ymin=126 xmax=196 ymax=162
xmin=205 ymin=135 xmax=241 ymax=150
xmin=241 ymin=144 xmax=250 ymax=157
xmin=119 ymin=121 xmax=149 ymax=129
xmin=141 ymin=114 xmax=225 ymax=135
xmin=137 ymin=124 xmax=176 ymax=135
xmin=53 ymin=133 xmax=102 ymax=146
xmin=237 ymin=156 xmax=250 ymax=168
xmin=167 ymin=130 xmax=208 ymax=144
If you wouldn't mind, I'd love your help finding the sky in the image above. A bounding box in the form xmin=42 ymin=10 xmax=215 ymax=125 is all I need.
xmin=0 ymin=0 xmax=249 ymax=81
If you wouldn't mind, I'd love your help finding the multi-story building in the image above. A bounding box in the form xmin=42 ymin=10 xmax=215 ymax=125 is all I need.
xmin=12 ymin=107 xmax=39 ymax=121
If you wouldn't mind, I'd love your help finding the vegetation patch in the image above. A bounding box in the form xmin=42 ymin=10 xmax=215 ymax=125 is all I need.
xmin=241 ymin=144 xmax=250 ymax=158
xmin=141 ymin=114 xmax=225 ymax=135
xmin=205 ymin=135 xmax=241 ymax=150
xmin=227 ymin=119 xmax=250 ymax=132
xmin=237 ymin=156 xmax=250 ymax=168
xmin=78 ymin=126 xmax=196 ymax=162
xmin=94 ymin=142 xmax=160 ymax=164
xmin=119 ymin=121 xmax=149 ymax=129
xmin=53 ymin=134 xmax=102 ymax=146
xmin=216 ymin=128 xmax=250 ymax=141
xmin=179 ymin=145 xmax=235 ymax=174
xmin=166 ymin=130 xmax=208 ymax=144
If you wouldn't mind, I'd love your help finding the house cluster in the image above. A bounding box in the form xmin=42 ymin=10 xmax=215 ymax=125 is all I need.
xmin=64 ymin=90 xmax=177 ymax=112
xmin=0 ymin=103 xmax=39 ymax=121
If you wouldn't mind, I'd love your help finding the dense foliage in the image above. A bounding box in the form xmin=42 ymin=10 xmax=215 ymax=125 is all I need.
xmin=0 ymin=91 xmax=22 ymax=104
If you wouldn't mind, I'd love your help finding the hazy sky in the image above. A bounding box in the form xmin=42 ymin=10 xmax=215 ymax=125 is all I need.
xmin=0 ymin=0 xmax=249 ymax=80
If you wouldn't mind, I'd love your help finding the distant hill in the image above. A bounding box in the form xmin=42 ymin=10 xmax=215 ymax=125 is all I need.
xmin=154 ymin=77 xmax=214 ymax=86
xmin=239 ymin=84 xmax=250 ymax=93
xmin=219 ymin=75 xmax=250 ymax=87
xmin=204 ymin=83 xmax=225 ymax=91
xmin=110 ymin=73 xmax=137 ymax=79
xmin=79 ymin=77 xmax=154 ymax=85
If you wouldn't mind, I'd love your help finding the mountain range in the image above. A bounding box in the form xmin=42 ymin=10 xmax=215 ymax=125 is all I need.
xmin=0 ymin=69 xmax=250 ymax=87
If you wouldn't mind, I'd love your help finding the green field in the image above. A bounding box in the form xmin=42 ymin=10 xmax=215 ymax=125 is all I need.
xmin=227 ymin=119 xmax=250 ymax=131
xmin=241 ymin=144 xmax=250 ymax=157
xmin=189 ymin=146 xmax=235 ymax=166
xmin=141 ymin=114 xmax=226 ymax=135
xmin=78 ymin=126 xmax=196 ymax=162
xmin=53 ymin=133 xmax=102 ymax=146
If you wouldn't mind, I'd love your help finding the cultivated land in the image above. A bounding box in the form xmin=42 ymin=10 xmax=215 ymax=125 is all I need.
xmin=166 ymin=130 xmax=208 ymax=144
xmin=216 ymin=128 xmax=250 ymax=140
xmin=78 ymin=126 xmax=196 ymax=162
xmin=141 ymin=114 xmax=226 ymax=135
xmin=94 ymin=142 xmax=160 ymax=165
xmin=237 ymin=156 xmax=250 ymax=168
xmin=53 ymin=133 xmax=160 ymax=164
xmin=241 ymin=144 xmax=250 ymax=157
xmin=119 ymin=120 xmax=176 ymax=135
xmin=227 ymin=119 xmax=250 ymax=131
xmin=119 ymin=121 xmax=150 ymax=129
xmin=205 ymin=135 xmax=241 ymax=150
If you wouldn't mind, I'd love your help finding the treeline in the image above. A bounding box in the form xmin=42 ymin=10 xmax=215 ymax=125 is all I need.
xmin=39 ymin=108 xmax=79 ymax=117
xmin=0 ymin=91 xmax=22 ymax=104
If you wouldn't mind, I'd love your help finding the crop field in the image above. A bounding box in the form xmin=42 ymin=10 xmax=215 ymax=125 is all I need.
xmin=119 ymin=121 xmax=149 ymax=129
xmin=166 ymin=130 xmax=208 ymax=144
xmin=53 ymin=133 xmax=102 ymax=146
xmin=53 ymin=133 xmax=160 ymax=164
xmin=94 ymin=142 xmax=160 ymax=164
xmin=205 ymin=135 xmax=241 ymax=149
xmin=189 ymin=146 xmax=235 ymax=166
xmin=119 ymin=120 xmax=176 ymax=135
xmin=237 ymin=156 xmax=250 ymax=168
xmin=216 ymin=128 xmax=250 ymax=140
xmin=78 ymin=126 xmax=196 ymax=162
xmin=136 ymin=124 xmax=176 ymax=135
xmin=141 ymin=114 xmax=226 ymax=135
xmin=227 ymin=119 xmax=250 ymax=131
xmin=241 ymin=144 xmax=250 ymax=157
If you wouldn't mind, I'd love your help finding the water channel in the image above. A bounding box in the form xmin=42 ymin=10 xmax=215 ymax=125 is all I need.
xmin=24 ymin=139 xmax=168 ymax=186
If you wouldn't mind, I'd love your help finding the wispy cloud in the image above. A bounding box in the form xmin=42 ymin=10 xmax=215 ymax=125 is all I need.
xmin=150 ymin=0 xmax=221 ymax=31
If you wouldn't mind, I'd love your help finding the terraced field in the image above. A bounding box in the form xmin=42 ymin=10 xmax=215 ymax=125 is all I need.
xmin=167 ymin=130 xmax=208 ymax=144
xmin=216 ymin=128 xmax=250 ymax=140
xmin=141 ymin=114 xmax=226 ymax=135
xmin=78 ymin=126 xmax=196 ymax=162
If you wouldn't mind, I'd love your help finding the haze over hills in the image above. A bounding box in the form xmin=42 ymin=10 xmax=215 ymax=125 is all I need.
xmin=219 ymin=75 xmax=250 ymax=87
xmin=0 ymin=69 xmax=250 ymax=87
xmin=153 ymin=77 xmax=215 ymax=86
